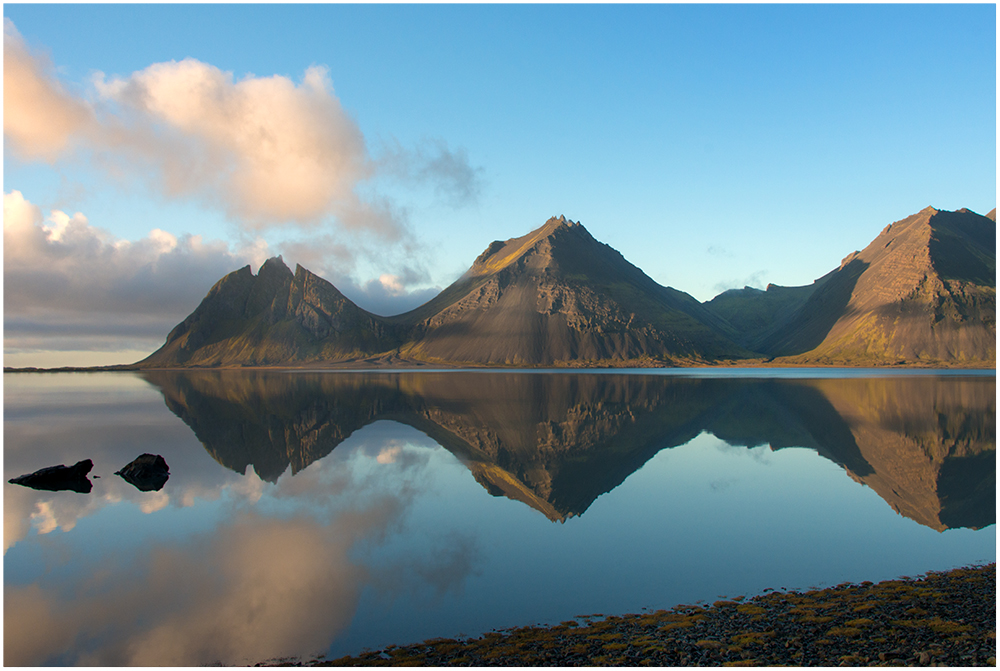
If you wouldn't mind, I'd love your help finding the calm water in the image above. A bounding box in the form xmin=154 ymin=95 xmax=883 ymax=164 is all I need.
xmin=4 ymin=369 xmax=995 ymax=666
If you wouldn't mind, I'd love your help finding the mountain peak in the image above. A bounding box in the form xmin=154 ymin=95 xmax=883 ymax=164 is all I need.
xmin=468 ymin=215 xmax=589 ymax=277
xmin=543 ymin=214 xmax=584 ymax=235
xmin=548 ymin=214 xmax=579 ymax=227
xmin=721 ymin=206 xmax=996 ymax=363
xmin=256 ymin=255 xmax=293 ymax=280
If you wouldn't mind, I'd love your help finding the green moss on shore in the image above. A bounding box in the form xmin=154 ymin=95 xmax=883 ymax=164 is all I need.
xmin=282 ymin=564 xmax=995 ymax=667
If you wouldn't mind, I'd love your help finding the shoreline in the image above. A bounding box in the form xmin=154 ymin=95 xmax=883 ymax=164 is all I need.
xmin=271 ymin=564 xmax=995 ymax=667
xmin=4 ymin=359 xmax=996 ymax=374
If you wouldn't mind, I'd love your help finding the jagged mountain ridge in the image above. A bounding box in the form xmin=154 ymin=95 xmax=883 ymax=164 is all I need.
xmin=138 ymin=215 xmax=750 ymax=367
xmin=139 ymin=257 xmax=406 ymax=367
xmin=137 ymin=206 xmax=995 ymax=368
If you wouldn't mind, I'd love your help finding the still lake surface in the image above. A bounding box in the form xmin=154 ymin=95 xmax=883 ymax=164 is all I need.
xmin=4 ymin=368 xmax=995 ymax=666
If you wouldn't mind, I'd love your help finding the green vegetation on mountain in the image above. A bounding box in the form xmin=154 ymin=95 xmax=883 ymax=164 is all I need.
xmin=703 ymin=278 xmax=828 ymax=351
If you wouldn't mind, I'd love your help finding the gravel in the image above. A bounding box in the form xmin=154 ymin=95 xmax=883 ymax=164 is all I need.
xmin=274 ymin=563 xmax=995 ymax=667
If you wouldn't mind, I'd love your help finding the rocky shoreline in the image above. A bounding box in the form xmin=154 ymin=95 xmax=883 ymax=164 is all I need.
xmin=274 ymin=564 xmax=995 ymax=667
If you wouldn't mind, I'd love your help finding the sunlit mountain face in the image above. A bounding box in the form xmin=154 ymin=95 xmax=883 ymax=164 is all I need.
xmin=135 ymin=207 xmax=996 ymax=370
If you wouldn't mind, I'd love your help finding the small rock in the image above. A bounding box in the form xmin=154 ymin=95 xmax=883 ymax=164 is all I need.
xmin=115 ymin=454 xmax=170 ymax=492
xmin=918 ymin=651 xmax=931 ymax=665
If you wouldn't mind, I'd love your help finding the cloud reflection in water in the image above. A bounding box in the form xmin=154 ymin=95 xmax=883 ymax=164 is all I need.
xmin=3 ymin=370 xmax=994 ymax=666
xmin=5 ymin=403 xmax=477 ymax=666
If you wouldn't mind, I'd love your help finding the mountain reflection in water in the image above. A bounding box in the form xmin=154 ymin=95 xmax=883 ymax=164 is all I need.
xmin=141 ymin=371 xmax=995 ymax=532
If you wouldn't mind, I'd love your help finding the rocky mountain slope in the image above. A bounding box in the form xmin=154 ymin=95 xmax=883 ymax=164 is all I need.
xmin=390 ymin=216 xmax=748 ymax=365
xmin=137 ymin=206 xmax=994 ymax=368
xmin=707 ymin=207 xmax=995 ymax=365
xmin=137 ymin=257 xmax=404 ymax=367
xmin=137 ymin=216 xmax=750 ymax=368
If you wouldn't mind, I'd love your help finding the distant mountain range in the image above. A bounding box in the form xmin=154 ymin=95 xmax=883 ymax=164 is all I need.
xmin=137 ymin=206 xmax=995 ymax=368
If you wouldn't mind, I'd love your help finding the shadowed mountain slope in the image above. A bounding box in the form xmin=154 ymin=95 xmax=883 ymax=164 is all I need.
xmin=137 ymin=258 xmax=403 ymax=367
xmin=708 ymin=207 xmax=996 ymax=365
xmin=137 ymin=207 xmax=993 ymax=369
xmin=391 ymin=216 xmax=749 ymax=365
xmin=138 ymin=216 xmax=750 ymax=368
xmin=704 ymin=276 xmax=831 ymax=352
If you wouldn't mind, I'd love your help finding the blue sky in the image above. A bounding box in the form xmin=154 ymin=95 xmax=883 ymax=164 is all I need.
xmin=4 ymin=4 xmax=995 ymax=367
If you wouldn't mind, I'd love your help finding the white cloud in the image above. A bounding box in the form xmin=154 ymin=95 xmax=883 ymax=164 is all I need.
xmin=346 ymin=276 xmax=442 ymax=317
xmin=2 ymin=427 xmax=469 ymax=665
xmin=44 ymin=209 xmax=89 ymax=242
xmin=276 ymin=233 xmax=444 ymax=317
xmin=3 ymin=190 xmax=268 ymax=359
xmin=4 ymin=19 xmax=482 ymax=237
xmin=2 ymin=190 xmax=448 ymax=366
xmin=4 ymin=484 xmax=116 ymax=555
xmin=378 ymin=274 xmax=407 ymax=295
xmin=711 ymin=270 xmax=769 ymax=296
xmin=376 ymin=442 xmax=404 ymax=464
xmin=31 ymin=501 xmax=65 ymax=534
xmin=4 ymin=19 xmax=484 ymax=354
xmin=138 ymin=491 xmax=170 ymax=514
xmin=92 ymin=58 xmax=375 ymax=229
xmin=4 ymin=511 xmax=378 ymax=666
xmin=377 ymin=138 xmax=485 ymax=207
xmin=2 ymin=18 xmax=95 ymax=162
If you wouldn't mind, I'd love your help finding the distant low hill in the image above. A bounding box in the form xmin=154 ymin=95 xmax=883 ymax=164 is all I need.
xmin=136 ymin=206 xmax=995 ymax=368
xmin=707 ymin=207 xmax=996 ymax=366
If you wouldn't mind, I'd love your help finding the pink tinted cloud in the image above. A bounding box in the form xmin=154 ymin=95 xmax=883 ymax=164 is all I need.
xmin=5 ymin=19 xmax=481 ymax=238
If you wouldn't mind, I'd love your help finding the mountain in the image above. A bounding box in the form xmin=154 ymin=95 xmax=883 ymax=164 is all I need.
xmin=138 ymin=258 xmax=402 ymax=367
xmin=389 ymin=216 xmax=748 ymax=365
xmin=138 ymin=215 xmax=749 ymax=368
xmin=138 ymin=206 xmax=994 ymax=369
xmin=702 ymin=278 xmax=829 ymax=352
xmin=707 ymin=207 xmax=996 ymax=365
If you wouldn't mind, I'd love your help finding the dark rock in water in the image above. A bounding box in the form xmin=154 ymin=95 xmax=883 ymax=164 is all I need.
xmin=115 ymin=454 xmax=170 ymax=492
xmin=8 ymin=459 xmax=94 ymax=493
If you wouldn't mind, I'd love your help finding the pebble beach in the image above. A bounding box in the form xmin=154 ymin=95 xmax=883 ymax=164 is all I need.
xmin=279 ymin=563 xmax=995 ymax=667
